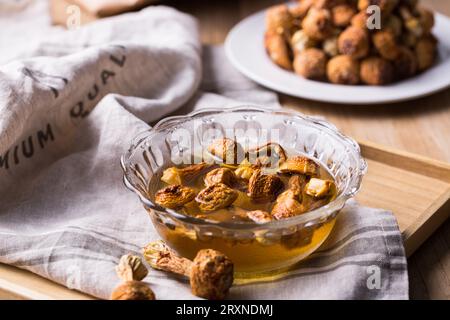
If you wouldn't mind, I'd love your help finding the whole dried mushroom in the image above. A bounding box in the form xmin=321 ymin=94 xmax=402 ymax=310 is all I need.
xmin=196 ymin=183 xmax=238 ymax=212
xmin=247 ymin=169 xmax=283 ymax=202
xmin=302 ymin=8 xmax=334 ymax=41
xmin=360 ymin=57 xmax=394 ymax=85
xmin=294 ymin=48 xmax=328 ymax=80
xmin=373 ymin=30 xmax=401 ymax=61
xmin=111 ymin=281 xmax=156 ymax=300
xmin=190 ymin=249 xmax=234 ymax=300
xmin=338 ymin=26 xmax=370 ymax=59
xmin=278 ymin=156 xmax=319 ymax=176
xmin=266 ymin=4 xmax=294 ymax=35
xmin=161 ymin=162 xmax=209 ymax=185
xmin=265 ymin=31 xmax=292 ymax=70
xmin=155 ymin=185 xmax=196 ymax=209
xmin=327 ymin=55 xmax=360 ymax=85
xmin=204 ymin=168 xmax=236 ymax=187
xmin=143 ymin=240 xmax=234 ymax=300
xmin=208 ymin=138 xmax=244 ymax=165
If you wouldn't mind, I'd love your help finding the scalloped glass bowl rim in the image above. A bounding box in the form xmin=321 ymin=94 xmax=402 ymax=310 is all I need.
xmin=120 ymin=106 xmax=367 ymax=230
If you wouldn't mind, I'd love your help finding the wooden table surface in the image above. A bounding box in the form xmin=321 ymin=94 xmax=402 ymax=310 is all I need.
xmin=165 ymin=0 xmax=450 ymax=300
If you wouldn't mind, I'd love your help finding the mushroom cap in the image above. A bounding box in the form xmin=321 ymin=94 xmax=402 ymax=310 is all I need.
xmin=360 ymin=57 xmax=394 ymax=85
xmin=327 ymin=55 xmax=360 ymax=85
xmin=247 ymin=169 xmax=284 ymax=202
xmin=155 ymin=185 xmax=196 ymax=209
xmin=190 ymin=249 xmax=234 ymax=300
xmin=338 ymin=26 xmax=370 ymax=59
xmin=111 ymin=281 xmax=156 ymax=300
xmin=195 ymin=183 xmax=238 ymax=212
xmin=294 ymin=48 xmax=328 ymax=80
xmin=204 ymin=167 xmax=237 ymax=187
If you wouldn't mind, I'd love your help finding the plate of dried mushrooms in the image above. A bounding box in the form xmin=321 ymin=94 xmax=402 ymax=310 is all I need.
xmin=225 ymin=0 xmax=450 ymax=104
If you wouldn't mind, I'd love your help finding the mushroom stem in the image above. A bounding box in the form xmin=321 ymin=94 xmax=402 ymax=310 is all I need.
xmin=143 ymin=240 xmax=192 ymax=277
xmin=143 ymin=240 xmax=234 ymax=300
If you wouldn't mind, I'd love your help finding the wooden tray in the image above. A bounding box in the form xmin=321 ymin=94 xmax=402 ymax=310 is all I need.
xmin=1 ymin=140 xmax=449 ymax=299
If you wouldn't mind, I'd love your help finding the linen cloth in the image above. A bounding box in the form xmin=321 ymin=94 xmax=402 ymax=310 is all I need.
xmin=0 ymin=1 xmax=408 ymax=299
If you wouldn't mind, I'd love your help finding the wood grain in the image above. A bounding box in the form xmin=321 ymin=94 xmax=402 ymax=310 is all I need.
xmin=164 ymin=0 xmax=450 ymax=300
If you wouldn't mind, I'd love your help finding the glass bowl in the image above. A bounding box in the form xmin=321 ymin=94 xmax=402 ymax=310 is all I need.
xmin=121 ymin=106 xmax=367 ymax=281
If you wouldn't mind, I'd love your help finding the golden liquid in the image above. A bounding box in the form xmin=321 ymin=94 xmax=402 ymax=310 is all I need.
xmin=149 ymin=156 xmax=338 ymax=280
xmin=150 ymin=211 xmax=336 ymax=280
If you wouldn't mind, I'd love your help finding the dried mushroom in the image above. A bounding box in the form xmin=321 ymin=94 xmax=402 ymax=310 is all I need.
xmin=265 ymin=30 xmax=293 ymax=70
xmin=246 ymin=210 xmax=273 ymax=223
xmin=161 ymin=162 xmax=209 ymax=185
xmin=302 ymin=8 xmax=334 ymax=41
xmin=373 ymin=30 xmax=401 ymax=61
xmin=196 ymin=183 xmax=238 ymax=212
xmin=247 ymin=169 xmax=283 ymax=202
xmin=190 ymin=249 xmax=234 ymax=300
xmin=360 ymin=57 xmax=394 ymax=85
xmin=111 ymin=281 xmax=156 ymax=300
xmin=204 ymin=168 xmax=236 ymax=187
xmin=338 ymin=26 xmax=370 ymax=59
xmin=294 ymin=48 xmax=328 ymax=80
xmin=278 ymin=156 xmax=319 ymax=176
xmin=248 ymin=142 xmax=287 ymax=168
xmin=270 ymin=175 xmax=308 ymax=220
xmin=305 ymin=178 xmax=335 ymax=198
xmin=143 ymin=240 xmax=234 ymax=300
xmin=327 ymin=55 xmax=360 ymax=85
xmin=271 ymin=191 xmax=305 ymax=220
xmin=207 ymin=138 xmax=244 ymax=165
xmin=265 ymin=4 xmax=294 ymax=35
xmin=115 ymin=254 xmax=148 ymax=282
xmin=155 ymin=185 xmax=196 ymax=209
xmin=331 ymin=4 xmax=356 ymax=27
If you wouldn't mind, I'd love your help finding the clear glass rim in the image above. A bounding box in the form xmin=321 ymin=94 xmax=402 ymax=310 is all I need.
xmin=120 ymin=106 xmax=368 ymax=230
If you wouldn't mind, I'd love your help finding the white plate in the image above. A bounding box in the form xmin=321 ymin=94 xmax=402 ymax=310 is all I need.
xmin=225 ymin=8 xmax=450 ymax=105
